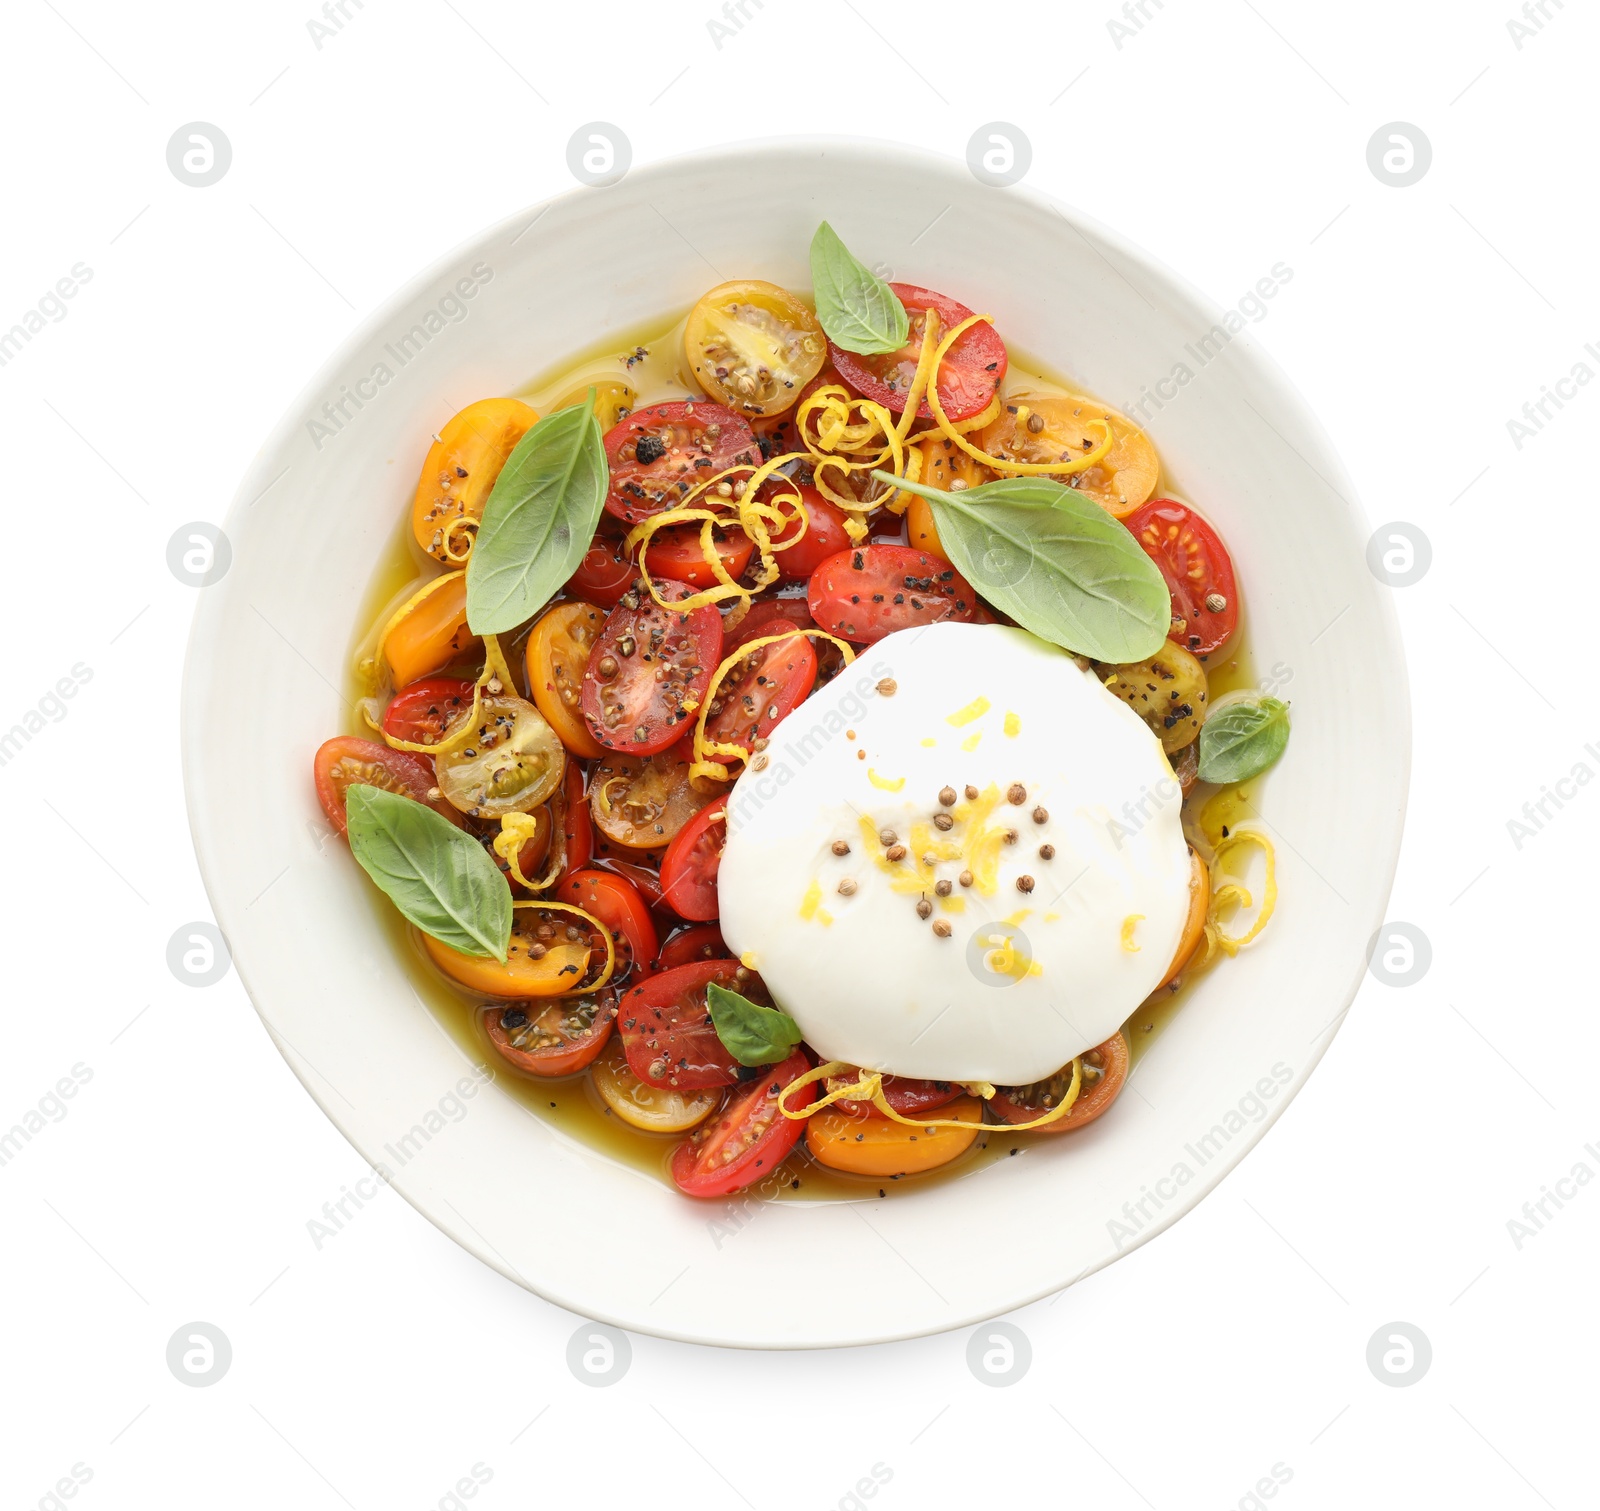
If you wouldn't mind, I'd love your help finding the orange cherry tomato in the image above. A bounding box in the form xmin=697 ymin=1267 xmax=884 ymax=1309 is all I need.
xmin=527 ymin=601 xmax=607 ymax=759
xmin=422 ymin=904 xmax=603 ymax=998
xmin=484 ymin=993 xmax=616 ymax=1078
xmin=1159 ymin=847 xmax=1209 ymax=989
xmin=411 ymin=398 xmax=538 ymax=563
xmin=381 ymin=573 xmax=480 ymax=688
xmin=805 ymin=1096 xmax=984 ymax=1176
xmin=904 ymin=436 xmax=992 ymax=557
xmin=989 ymin=1034 xmax=1130 ymax=1133
xmin=312 ymin=737 xmax=460 ymax=836
xmin=553 ymin=869 xmax=659 ymax=983
xmin=977 ymin=394 xmax=1157 ymax=518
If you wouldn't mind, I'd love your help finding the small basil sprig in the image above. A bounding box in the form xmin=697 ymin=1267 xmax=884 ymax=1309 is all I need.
xmin=466 ymin=392 xmax=607 ymax=635
xmin=707 ymin=982 xmax=803 ymax=1067
xmin=809 ymin=222 xmax=910 ymax=355
xmin=1197 ymin=694 xmax=1291 ymax=785
xmin=344 ymin=785 xmax=511 ymax=960
xmin=875 ymin=471 xmax=1170 ymax=662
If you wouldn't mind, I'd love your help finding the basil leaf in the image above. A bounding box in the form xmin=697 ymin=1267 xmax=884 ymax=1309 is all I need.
xmin=809 ymin=221 xmax=910 ymax=356
xmin=874 ymin=470 xmax=1170 ymax=662
xmin=706 ymin=982 xmax=803 ymax=1067
xmin=344 ymin=785 xmax=511 ymax=961
xmin=1197 ymin=695 xmax=1291 ymax=785
xmin=465 ymin=395 xmax=607 ymax=635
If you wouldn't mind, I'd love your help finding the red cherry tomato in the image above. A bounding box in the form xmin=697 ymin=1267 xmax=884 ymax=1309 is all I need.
xmin=1122 ymin=498 xmax=1240 ymax=656
xmin=617 ymin=959 xmax=761 ymax=1090
xmin=580 ymin=583 xmax=724 ymax=755
xmin=602 ymin=402 xmax=759 ymax=525
xmin=554 ymin=868 xmax=659 ymax=983
xmin=658 ymin=797 xmax=727 ymax=921
xmin=655 ymin=923 xmax=729 ymax=971
xmin=829 ymin=284 xmax=1007 ymax=423
xmin=643 ymin=522 xmax=755 ymax=590
xmin=701 ymin=631 xmax=817 ymax=759
xmin=312 ymin=736 xmax=460 ymax=837
xmin=381 ymin=678 xmax=476 ymax=745
xmin=592 ymin=855 xmax=665 ymax=907
xmin=807 ymin=544 xmax=976 ymax=644
xmin=484 ymin=994 xmax=616 ymax=1078
xmin=836 ymin=1076 xmax=963 ymax=1117
xmin=670 ymin=1051 xmax=815 ymax=1198
xmin=556 ymin=760 xmax=593 ymax=877
xmin=764 ymin=481 xmax=853 ymax=582
xmin=728 ymin=597 xmax=816 ymax=649
xmin=567 ymin=522 xmax=637 ymax=609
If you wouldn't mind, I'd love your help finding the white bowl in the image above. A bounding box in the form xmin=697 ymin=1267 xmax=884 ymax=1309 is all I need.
xmin=182 ymin=138 xmax=1409 ymax=1348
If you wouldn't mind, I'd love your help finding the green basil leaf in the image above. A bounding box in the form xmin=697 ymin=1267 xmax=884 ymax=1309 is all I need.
xmin=465 ymin=394 xmax=607 ymax=635
xmin=1197 ymin=695 xmax=1291 ymax=785
xmin=706 ymin=982 xmax=803 ymax=1067
xmin=809 ymin=221 xmax=910 ymax=356
xmin=873 ymin=470 xmax=1170 ymax=662
xmin=344 ymin=785 xmax=511 ymax=960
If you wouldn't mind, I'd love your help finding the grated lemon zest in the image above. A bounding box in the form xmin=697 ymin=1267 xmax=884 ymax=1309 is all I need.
xmin=867 ymin=769 xmax=905 ymax=791
xmin=1121 ymin=914 xmax=1144 ymax=952
xmin=946 ymin=696 xmax=991 ymax=727
xmin=1004 ymin=711 xmax=1022 ymax=737
xmin=961 ymin=732 xmax=982 ymax=753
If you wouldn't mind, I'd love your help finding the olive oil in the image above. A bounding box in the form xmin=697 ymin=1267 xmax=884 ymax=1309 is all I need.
xmin=342 ymin=315 xmax=1261 ymax=1202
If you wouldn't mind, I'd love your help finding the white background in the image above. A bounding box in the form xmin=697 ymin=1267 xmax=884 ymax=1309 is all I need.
xmin=3 ymin=0 xmax=1595 ymax=1507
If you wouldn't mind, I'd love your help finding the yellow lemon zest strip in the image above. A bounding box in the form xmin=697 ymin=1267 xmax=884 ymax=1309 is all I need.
xmin=926 ymin=314 xmax=1116 ymax=478
xmin=946 ymin=695 xmax=991 ymax=727
xmin=777 ymin=1058 xmax=1085 ymax=1132
xmin=493 ymin=812 xmax=560 ymax=892
xmin=1121 ymin=914 xmax=1144 ymax=952
xmin=510 ymin=899 xmax=616 ymax=994
xmin=799 ymin=879 xmax=824 ymax=921
xmin=867 ymin=769 xmax=905 ymax=792
xmin=1204 ymin=829 xmax=1277 ymax=957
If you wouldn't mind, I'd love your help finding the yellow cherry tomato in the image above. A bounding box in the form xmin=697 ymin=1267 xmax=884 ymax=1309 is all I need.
xmin=904 ymin=436 xmax=993 ymax=555
xmin=380 ymin=573 xmax=480 ymax=688
xmin=805 ymin=1095 xmax=984 ymax=1176
xmin=526 ymin=601 xmax=607 ymax=760
xmin=411 ymin=398 xmax=539 ymax=564
xmin=433 ymin=695 xmax=566 ymax=819
xmin=978 ymin=393 xmax=1158 ymax=517
xmin=590 ymin=1039 xmax=719 ymax=1132
xmin=551 ymin=379 xmax=637 ymax=432
xmin=423 ymin=904 xmax=595 ymax=998
xmin=684 ymin=280 xmax=827 ymax=418
xmin=1095 ymin=639 xmax=1209 ymax=753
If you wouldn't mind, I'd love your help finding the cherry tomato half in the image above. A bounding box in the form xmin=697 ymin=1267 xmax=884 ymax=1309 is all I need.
xmin=835 ymin=1075 xmax=963 ymax=1117
xmin=658 ymin=797 xmax=727 ymax=921
xmin=566 ymin=521 xmax=637 ymax=609
xmin=484 ymin=993 xmax=616 ymax=1078
xmin=313 ymin=737 xmax=460 ymax=837
xmin=589 ymin=748 xmax=715 ymax=850
xmin=555 ymin=760 xmax=593 ymax=878
xmin=655 ymin=923 xmax=730 ymax=971
xmin=701 ymin=630 xmax=816 ymax=760
xmin=806 ymin=1096 xmax=983 ymax=1176
xmin=807 ymin=544 xmax=976 ymax=644
xmin=683 ymin=280 xmax=827 ymax=419
xmin=411 ymin=398 xmax=538 ymax=564
xmin=979 ymin=395 xmax=1157 ymax=519
xmin=526 ymin=601 xmax=607 ymax=760
xmin=829 ymin=284 xmax=1006 ymax=423
xmin=424 ymin=904 xmax=605 ymax=998
xmin=380 ymin=573 xmax=480 ymax=688
xmin=602 ymin=402 xmax=759 ymax=525
xmin=554 ymin=868 xmax=659 ymax=983
xmin=643 ymin=521 xmax=756 ymax=590
xmin=580 ymin=585 xmax=724 ymax=755
xmin=381 ymin=678 xmax=476 ymax=746
xmin=670 ymin=1051 xmax=815 ymax=1198
xmin=617 ymin=959 xmax=763 ymax=1090
xmin=989 ymin=1034 xmax=1130 ymax=1133
xmin=1122 ymin=498 xmax=1240 ymax=656
xmin=765 ymin=481 xmax=853 ymax=582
